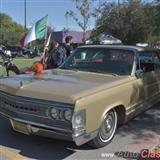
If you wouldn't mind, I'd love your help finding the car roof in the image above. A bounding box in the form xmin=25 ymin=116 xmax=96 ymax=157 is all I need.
xmin=78 ymin=45 xmax=159 ymax=53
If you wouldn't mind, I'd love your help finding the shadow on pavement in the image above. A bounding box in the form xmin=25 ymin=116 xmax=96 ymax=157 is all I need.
xmin=117 ymin=103 xmax=160 ymax=142
xmin=114 ymin=104 xmax=160 ymax=160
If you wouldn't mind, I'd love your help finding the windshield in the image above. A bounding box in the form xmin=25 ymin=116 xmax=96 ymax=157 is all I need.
xmin=61 ymin=47 xmax=135 ymax=75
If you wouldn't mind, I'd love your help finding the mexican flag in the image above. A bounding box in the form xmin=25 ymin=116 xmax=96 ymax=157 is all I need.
xmin=20 ymin=15 xmax=48 ymax=48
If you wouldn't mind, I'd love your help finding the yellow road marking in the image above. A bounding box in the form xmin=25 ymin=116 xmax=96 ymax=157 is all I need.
xmin=0 ymin=146 xmax=28 ymax=160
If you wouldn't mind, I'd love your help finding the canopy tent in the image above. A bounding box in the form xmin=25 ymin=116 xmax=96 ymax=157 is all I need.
xmin=85 ymin=33 xmax=122 ymax=45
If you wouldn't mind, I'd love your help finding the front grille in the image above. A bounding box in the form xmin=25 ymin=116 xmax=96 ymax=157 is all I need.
xmin=4 ymin=101 xmax=38 ymax=113
xmin=0 ymin=92 xmax=42 ymax=116
xmin=0 ymin=91 xmax=73 ymax=117
xmin=0 ymin=91 xmax=73 ymax=130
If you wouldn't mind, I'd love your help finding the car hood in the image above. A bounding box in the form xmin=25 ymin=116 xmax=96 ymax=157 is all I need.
xmin=0 ymin=69 xmax=130 ymax=104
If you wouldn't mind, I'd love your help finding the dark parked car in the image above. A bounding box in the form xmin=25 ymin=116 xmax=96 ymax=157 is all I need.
xmin=6 ymin=46 xmax=22 ymax=58
xmin=22 ymin=48 xmax=38 ymax=58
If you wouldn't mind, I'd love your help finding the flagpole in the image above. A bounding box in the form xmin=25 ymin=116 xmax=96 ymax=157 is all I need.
xmin=44 ymin=15 xmax=48 ymax=50
xmin=41 ymin=15 xmax=49 ymax=66
xmin=24 ymin=0 xmax=27 ymax=30
xmin=44 ymin=33 xmax=48 ymax=49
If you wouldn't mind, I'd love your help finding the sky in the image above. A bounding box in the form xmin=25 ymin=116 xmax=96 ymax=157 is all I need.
xmin=0 ymin=0 xmax=98 ymax=31
xmin=0 ymin=0 xmax=153 ymax=31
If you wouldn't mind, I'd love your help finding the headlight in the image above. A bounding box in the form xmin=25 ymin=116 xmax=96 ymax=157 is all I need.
xmin=49 ymin=107 xmax=73 ymax=121
xmin=50 ymin=108 xmax=59 ymax=119
xmin=72 ymin=109 xmax=86 ymax=130
xmin=64 ymin=110 xmax=72 ymax=121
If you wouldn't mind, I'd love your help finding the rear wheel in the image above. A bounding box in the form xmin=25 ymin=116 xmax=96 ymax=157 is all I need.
xmin=89 ymin=109 xmax=118 ymax=148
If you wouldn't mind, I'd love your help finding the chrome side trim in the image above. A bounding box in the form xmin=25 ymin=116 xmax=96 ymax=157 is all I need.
xmin=126 ymin=92 xmax=160 ymax=116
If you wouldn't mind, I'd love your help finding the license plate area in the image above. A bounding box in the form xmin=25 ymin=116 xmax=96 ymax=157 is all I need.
xmin=10 ymin=120 xmax=31 ymax=135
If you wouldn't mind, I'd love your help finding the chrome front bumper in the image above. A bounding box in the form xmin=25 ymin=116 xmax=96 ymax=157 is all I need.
xmin=0 ymin=111 xmax=98 ymax=146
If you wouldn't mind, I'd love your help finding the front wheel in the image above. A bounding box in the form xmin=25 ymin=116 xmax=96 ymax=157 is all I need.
xmin=88 ymin=109 xmax=118 ymax=148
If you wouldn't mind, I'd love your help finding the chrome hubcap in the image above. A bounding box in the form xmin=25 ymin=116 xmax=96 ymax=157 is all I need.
xmin=99 ymin=110 xmax=117 ymax=143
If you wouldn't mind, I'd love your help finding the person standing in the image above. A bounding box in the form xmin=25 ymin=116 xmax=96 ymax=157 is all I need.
xmin=47 ymin=41 xmax=67 ymax=69
xmin=64 ymin=35 xmax=73 ymax=57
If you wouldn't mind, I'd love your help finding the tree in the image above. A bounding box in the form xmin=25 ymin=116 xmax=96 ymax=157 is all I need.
xmin=0 ymin=13 xmax=25 ymax=46
xmin=154 ymin=1 xmax=160 ymax=35
xmin=94 ymin=0 xmax=155 ymax=45
xmin=143 ymin=0 xmax=160 ymax=46
xmin=65 ymin=0 xmax=95 ymax=43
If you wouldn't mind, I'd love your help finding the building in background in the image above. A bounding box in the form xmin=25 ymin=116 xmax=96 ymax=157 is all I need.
xmin=51 ymin=31 xmax=91 ymax=44
xmin=49 ymin=31 xmax=122 ymax=48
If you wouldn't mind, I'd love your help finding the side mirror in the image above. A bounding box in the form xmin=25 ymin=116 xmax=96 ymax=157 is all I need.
xmin=135 ymin=69 xmax=143 ymax=78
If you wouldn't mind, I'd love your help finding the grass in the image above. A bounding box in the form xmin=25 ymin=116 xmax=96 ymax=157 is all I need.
xmin=0 ymin=58 xmax=37 ymax=77
xmin=13 ymin=58 xmax=36 ymax=69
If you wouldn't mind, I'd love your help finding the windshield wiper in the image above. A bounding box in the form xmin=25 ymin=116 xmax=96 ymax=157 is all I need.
xmin=60 ymin=66 xmax=79 ymax=72
xmin=85 ymin=69 xmax=119 ymax=76
xmin=107 ymin=73 xmax=119 ymax=76
xmin=97 ymin=71 xmax=119 ymax=76
xmin=60 ymin=67 xmax=119 ymax=76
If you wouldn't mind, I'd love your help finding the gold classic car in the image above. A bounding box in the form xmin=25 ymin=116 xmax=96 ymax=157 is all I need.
xmin=0 ymin=45 xmax=160 ymax=148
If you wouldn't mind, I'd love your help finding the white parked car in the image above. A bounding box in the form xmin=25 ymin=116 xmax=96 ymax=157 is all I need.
xmin=0 ymin=46 xmax=11 ymax=57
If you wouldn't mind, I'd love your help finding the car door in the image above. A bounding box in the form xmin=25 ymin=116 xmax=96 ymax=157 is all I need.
xmin=152 ymin=50 xmax=160 ymax=96
xmin=138 ymin=50 xmax=159 ymax=102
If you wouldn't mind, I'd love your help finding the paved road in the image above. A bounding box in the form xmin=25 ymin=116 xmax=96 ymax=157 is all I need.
xmin=0 ymin=104 xmax=160 ymax=160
